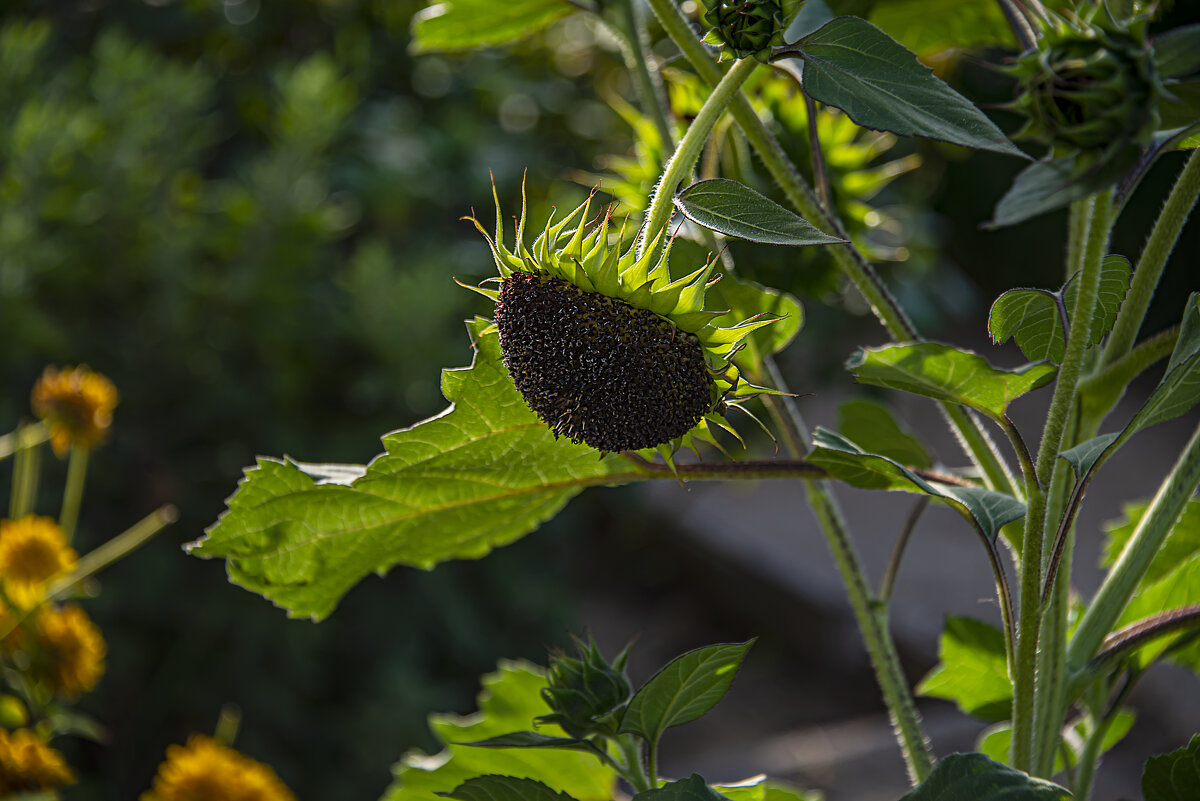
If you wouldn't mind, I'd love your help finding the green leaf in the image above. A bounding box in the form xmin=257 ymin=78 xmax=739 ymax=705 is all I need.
xmin=1113 ymin=552 xmax=1200 ymax=669
xmin=410 ymin=0 xmax=574 ymax=54
xmin=987 ymin=155 xmax=1092 ymax=228
xmin=867 ymin=0 xmax=1014 ymax=56
xmin=619 ymin=641 xmax=754 ymax=744
xmin=1102 ymin=499 xmax=1200 ymax=586
xmin=441 ymin=776 xmax=580 ymax=801
xmin=988 ymin=288 xmax=1063 ymax=363
xmin=383 ymin=661 xmax=616 ymax=801
xmin=1128 ymin=293 xmax=1200 ymax=435
xmin=1143 ymin=734 xmax=1200 ymax=801
xmin=845 ymin=342 xmax=1056 ymax=422
xmin=715 ymin=778 xmax=820 ymax=801
xmin=1154 ymin=24 xmax=1200 ymax=79
xmin=976 ymin=711 xmax=1133 ymax=774
xmin=1062 ymin=254 xmax=1132 ymax=348
xmin=1161 ymin=82 xmax=1200 ymax=147
xmin=793 ymin=16 xmax=1023 ymax=157
xmin=633 ymin=775 xmax=730 ymax=801
xmin=898 ymin=753 xmax=1069 ymax=801
xmin=917 ymin=617 xmax=1011 ymax=721
xmin=189 ymin=319 xmax=637 ymax=620
xmin=836 ymin=398 xmax=931 ymax=469
xmin=808 ymin=429 xmax=1024 ymax=540
xmin=709 ymin=275 xmax=804 ymax=375
xmin=673 ymin=179 xmax=845 ymax=246
xmin=459 ymin=732 xmax=607 ymax=760
xmin=1059 ymin=433 xmax=1120 ymax=480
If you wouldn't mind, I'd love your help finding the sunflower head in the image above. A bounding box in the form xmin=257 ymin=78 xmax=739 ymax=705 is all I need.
xmin=0 ymin=516 xmax=78 ymax=609
xmin=700 ymin=0 xmax=790 ymax=63
xmin=464 ymin=185 xmax=781 ymax=461
xmin=33 ymin=603 xmax=106 ymax=697
xmin=31 ymin=365 xmax=118 ymax=456
xmin=537 ymin=634 xmax=632 ymax=738
xmin=0 ymin=728 xmax=76 ymax=795
xmin=142 ymin=735 xmax=297 ymax=801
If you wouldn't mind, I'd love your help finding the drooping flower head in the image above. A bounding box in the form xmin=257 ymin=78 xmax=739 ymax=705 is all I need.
xmin=0 ymin=516 xmax=78 ymax=609
xmin=465 ymin=185 xmax=780 ymax=461
xmin=0 ymin=728 xmax=75 ymax=795
xmin=142 ymin=735 xmax=298 ymax=801
xmin=33 ymin=603 xmax=106 ymax=696
xmin=31 ymin=365 xmax=119 ymax=456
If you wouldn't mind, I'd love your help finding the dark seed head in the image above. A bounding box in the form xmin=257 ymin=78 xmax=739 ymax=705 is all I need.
xmin=494 ymin=273 xmax=715 ymax=452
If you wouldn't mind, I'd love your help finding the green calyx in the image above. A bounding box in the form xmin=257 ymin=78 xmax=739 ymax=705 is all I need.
xmin=537 ymin=635 xmax=633 ymax=738
xmin=464 ymin=182 xmax=785 ymax=461
xmin=1010 ymin=16 xmax=1162 ymax=155
xmin=700 ymin=0 xmax=788 ymax=63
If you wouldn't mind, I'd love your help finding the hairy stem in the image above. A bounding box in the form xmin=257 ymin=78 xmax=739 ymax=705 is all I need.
xmin=1102 ymin=148 xmax=1200 ymax=368
xmin=610 ymin=0 xmax=675 ymax=151
xmin=879 ymin=497 xmax=929 ymax=602
xmin=639 ymin=56 xmax=758 ymax=255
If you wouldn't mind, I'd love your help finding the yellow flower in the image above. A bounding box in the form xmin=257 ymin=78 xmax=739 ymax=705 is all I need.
xmin=0 ymin=728 xmax=76 ymax=794
xmin=34 ymin=603 xmax=106 ymax=696
xmin=0 ymin=516 xmax=78 ymax=609
xmin=31 ymin=364 xmax=119 ymax=456
xmin=142 ymin=735 xmax=298 ymax=801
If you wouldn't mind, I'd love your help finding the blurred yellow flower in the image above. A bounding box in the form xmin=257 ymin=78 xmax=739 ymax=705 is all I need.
xmin=0 ymin=516 xmax=78 ymax=608
xmin=0 ymin=728 xmax=75 ymax=794
xmin=35 ymin=603 xmax=106 ymax=696
xmin=31 ymin=365 xmax=118 ymax=456
xmin=142 ymin=735 xmax=298 ymax=801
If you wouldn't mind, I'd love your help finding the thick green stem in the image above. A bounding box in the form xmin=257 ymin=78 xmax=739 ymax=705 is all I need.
xmin=1013 ymin=190 xmax=1113 ymax=771
xmin=59 ymin=446 xmax=89 ymax=542
xmin=639 ymin=57 xmax=758 ymax=254
xmin=1067 ymin=418 xmax=1200 ymax=671
xmin=618 ymin=735 xmax=651 ymax=793
xmin=1102 ymin=148 xmax=1200 ymax=367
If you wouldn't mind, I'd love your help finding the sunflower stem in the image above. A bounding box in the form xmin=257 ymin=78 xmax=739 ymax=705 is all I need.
xmin=47 ymin=504 xmax=178 ymax=600
xmin=59 ymin=446 xmax=89 ymax=543
xmin=9 ymin=422 xmax=43 ymax=519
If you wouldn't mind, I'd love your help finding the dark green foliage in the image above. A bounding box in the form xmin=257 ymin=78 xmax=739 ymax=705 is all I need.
xmin=1142 ymin=734 xmax=1200 ymax=801
xmin=495 ymin=275 xmax=715 ymax=452
xmin=537 ymin=636 xmax=632 ymax=738
xmin=702 ymin=0 xmax=785 ymax=62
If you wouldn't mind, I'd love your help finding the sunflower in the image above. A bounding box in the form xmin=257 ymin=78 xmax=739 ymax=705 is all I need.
xmin=34 ymin=603 xmax=106 ymax=696
xmin=31 ymin=364 xmax=119 ymax=456
xmin=0 ymin=728 xmax=75 ymax=794
xmin=0 ymin=516 xmax=78 ymax=609
xmin=465 ymin=186 xmax=780 ymax=462
xmin=142 ymin=735 xmax=298 ymax=801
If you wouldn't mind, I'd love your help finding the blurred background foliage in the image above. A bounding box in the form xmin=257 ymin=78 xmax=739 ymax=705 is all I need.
xmin=0 ymin=0 xmax=1197 ymax=797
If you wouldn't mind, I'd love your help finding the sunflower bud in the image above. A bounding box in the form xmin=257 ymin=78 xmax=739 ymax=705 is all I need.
xmin=1010 ymin=22 xmax=1161 ymax=154
xmin=537 ymin=635 xmax=632 ymax=738
xmin=701 ymin=0 xmax=786 ymax=63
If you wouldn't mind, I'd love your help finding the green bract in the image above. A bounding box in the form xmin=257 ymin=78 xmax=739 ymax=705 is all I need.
xmin=536 ymin=636 xmax=633 ymax=738
xmin=700 ymin=0 xmax=792 ymax=63
xmin=464 ymin=186 xmax=781 ymax=461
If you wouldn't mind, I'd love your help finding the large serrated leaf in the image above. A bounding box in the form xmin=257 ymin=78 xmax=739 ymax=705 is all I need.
xmin=836 ymin=398 xmax=931 ymax=469
xmin=410 ymin=0 xmax=574 ymax=54
xmin=1143 ymin=734 xmax=1200 ymax=801
xmin=383 ymin=661 xmax=616 ymax=801
xmin=845 ymin=342 xmax=1056 ymax=422
xmin=709 ymin=275 xmax=804 ymax=374
xmin=916 ymin=617 xmax=1010 ymax=721
xmin=808 ymin=429 xmax=1024 ymax=540
xmin=189 ymin=319 xmax=638 ymax=620
xmin=792 ymin=16 xmax=1023 ymax=157
xmin=442 ymin=776 xmax=580 ymax=801
xmin=633 ymin=775 xmax=731 ymax=801
xmin=619 ymin=641 xmax=754 ymax=744
xmin=674 ymin=179 xmax=844 ymax=246
xmin=898 ymin=753 xmax=1069 ymax=801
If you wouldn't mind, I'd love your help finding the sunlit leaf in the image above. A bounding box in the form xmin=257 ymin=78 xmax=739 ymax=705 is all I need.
xmin=1113 ymin=552 xmax=1200 ymax=670
xmin=1062 ymin=255 xmax=1133 ymax=348
xmin=1102 ymin=499 xmax=1200 ymax=585
xmin=989 ymin=288 xmax=1063 ymax=363
xmin=620 ymin=641 xmax=754 ymax=744
xmin=715 ymin=778 xmax=820 ymax=801
xmin=674 ymin=179 xmax=844 ymax=246
xmin=633 ymin=775 xmax=731 ymax=801
xmin=898 ymin=753 xmax=1069 ymax=801
xmin=382 ymin=661 xmax=616 ymax=801
xmin=867 ymin=0 xmax=1015 ymax=57
xmin=410 ymin=0 xmax=574 ymax=53
xmin=709 ymin=275 xmax=804 ymax=374
xmin=189 ymin=319 xmax=638 ymax=620
xmin=917 ymin=617 xmax=1010 ymax=720
xmin=792 ymin=16 xmax=1023 ymax=157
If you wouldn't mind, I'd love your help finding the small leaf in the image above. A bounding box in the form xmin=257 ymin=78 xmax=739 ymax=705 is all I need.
xmin=837 ymin=399 xmax=931 ymax=469
xmin=715 ymin=778 xmax=820 ymax=801
xmin=1128 ymin=293 xmax=1200 ymax=436
xmin=845 ymin=342 xmax=1056 ymax=422
xmin=793 ymin=17 xmax=1023 ymax=157
xmin=1143 ymin=734 xmax=1200 ymax=801
xmin=410 ymin=0 xmax=574 ymax=53
xmin=673 ymin=179 xmax=844 ymax=246
xmin=917 ymin=617 xmax=1011 ymax=720
xmin=619 ymin=641 xmax=755 ymax=743
xmin=1062 ymin=254 xmax=1132 ymax=348
xmin=808 ymin=429 xmax=1024 ymax=541
xmin=986 ymin=152 xmax=1138 ymax=228
xmin=898 ymin=753 xmax=1070 ymax=801
xmin=633 ymin=775 xmax=731 ymax=801
xmin=709 ymin=275 xmax=804 ymax=374
xmin=459 ymin=732 xmax=606 ymax=759
xmin=1154 ymin=24 xmax=1200 ymax=79
xmin=441 ymin=776 xmax=580 ymax=801
xmin=1059 ymin=433 xmax=1120 ymax=480
xmin=989 ymin=288 xmax=1064 ymax=363
xmin=382 ymin=661 xmax=616 ymax=801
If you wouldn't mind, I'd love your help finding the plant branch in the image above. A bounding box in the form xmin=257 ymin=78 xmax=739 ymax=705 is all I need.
xmin=996 ymin=0 xmax=1038 ymax=50
xmin=59 ymin=446 xmax=89 ymax=543
xmin=1089 ymin=605 xmax=1200 ymax=674
xmin=48 ymin=505 xmax=179 ymax=599
xmin=804 ymin=92 xmax=831 ymax=212
xmin=1102 ymin=148 xmax=1200 ymax=368
xmin=879 ymin=497 xmax=929 ymax=602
